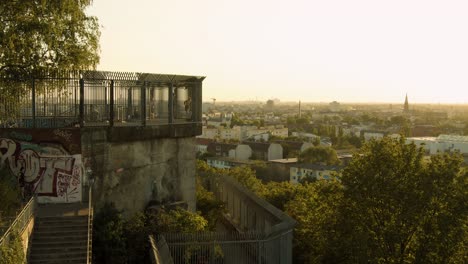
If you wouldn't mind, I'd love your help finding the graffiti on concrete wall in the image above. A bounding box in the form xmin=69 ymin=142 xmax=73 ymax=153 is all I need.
xmin=0 ymin=129 xmax=82 ymax=203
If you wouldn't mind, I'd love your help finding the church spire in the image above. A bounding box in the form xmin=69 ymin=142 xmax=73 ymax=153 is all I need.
xmin=404 ymin=94 xmax=409 ymax=113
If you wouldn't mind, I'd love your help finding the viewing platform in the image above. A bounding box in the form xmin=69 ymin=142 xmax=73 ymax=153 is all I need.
xmin=0 ymin=70 xmax=204 ymax=138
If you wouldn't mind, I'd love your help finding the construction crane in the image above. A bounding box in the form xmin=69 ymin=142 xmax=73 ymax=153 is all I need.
xmin=211 ymin=98 xmax=216 ymax=105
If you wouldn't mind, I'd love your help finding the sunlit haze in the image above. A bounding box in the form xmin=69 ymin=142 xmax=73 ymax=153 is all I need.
xmin=88 ymin=0 xmax=468 ymax=104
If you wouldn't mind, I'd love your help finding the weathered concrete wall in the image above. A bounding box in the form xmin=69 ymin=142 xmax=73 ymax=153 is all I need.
xmin=81 ymin=128 xmax=197 ymax=217
xmin=21 ymin=217 xmax=35 ymax=257
xmin=0 ymin=129 xmax=83 ymax=203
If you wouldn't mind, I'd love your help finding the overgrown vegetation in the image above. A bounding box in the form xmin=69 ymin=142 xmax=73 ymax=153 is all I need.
xmin=197 ymin=137 xmax=468 ymax=263
xmin=0 ymin=167 xmax=21 ymax=226
xmin=92 ymin=178 xmax=222 ymax=264
xmin=0 ymin=229 xmax=25 ymax=264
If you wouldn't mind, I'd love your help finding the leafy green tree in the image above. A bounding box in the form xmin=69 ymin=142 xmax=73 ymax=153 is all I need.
xmin=340 ymin=137 xmax=468 ymax=263
xmin=285 ymin=181 xmax=344 ymax=263
xmin=299 ymin=146 xmax=340 ymax=165
xmin=0 ymin=168 xmax=21 ymax=222
xmin=196 ymin=179 xmax=225 ymax=231
xmin=93 ymin=203 xmax=127 ymax=264
xmin=0 ymin=0 xmax=100 ymax=122
xmin=124 ymin=212 xmax=150 ymax=264
xmin=262 ymin=181 xmax=299 ymax=211
xmin=150 ymin=208 xmax=207 ymax=233
xmin=0 ymin=229 xmax=25 ymax=264
xmin=0 ymin=0 xmax=100 ymax=73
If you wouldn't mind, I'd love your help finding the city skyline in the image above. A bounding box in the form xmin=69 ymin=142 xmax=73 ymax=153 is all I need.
xmin=88 ymin=0 xmax=468 ymax=104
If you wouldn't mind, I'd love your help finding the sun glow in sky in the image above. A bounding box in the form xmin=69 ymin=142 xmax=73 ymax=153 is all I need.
xmin=88 ymin=0 xmax=468 ymax=103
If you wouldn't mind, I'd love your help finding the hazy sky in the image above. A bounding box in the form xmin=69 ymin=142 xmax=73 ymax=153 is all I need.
xmin=88 ymin=0 xmax=468 ymax=103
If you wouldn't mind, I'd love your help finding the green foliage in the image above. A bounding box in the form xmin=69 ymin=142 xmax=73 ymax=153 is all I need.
xmin=285 ymin=181 xmax=344 ymax=264
xmin=0 ymin=0 xmax=100 ymax=73
xmin=0 ymin=168 xmax=21 ymax=222
xmin=262 ymin=181 xmax=299 ymax=211
xmin=196 ymin=180 xmax=225 ymax=231
xmin=124 ymin=212 xmax=150 ymax=264
xmin=150 ymin=208 xmax=208 ymax=233
xmin=93 ymin=203 xmax=127 ymax=264
xmin=0 ymin=229 xmax=25 ymax=264
xmin=197 ymin=151 xmax=467 ymax=263
xmin=0 ymin=0 xmax=100 ymax=121
xmin=225 ymin=166 xmax=266 ymax=195
xmin=299 ymin=146 xmax=340 ymax=165
xmin=93 ymin=202 xmax=210 ymax=264
xmin=340 ymin=137 xmax=468 ymax=263
xmin=230 ymin=113 xmax=245 ymax=127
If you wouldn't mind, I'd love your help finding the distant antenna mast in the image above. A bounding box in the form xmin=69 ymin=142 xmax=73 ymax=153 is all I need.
xmin=211 ymin=98 xmax=216 ymax=105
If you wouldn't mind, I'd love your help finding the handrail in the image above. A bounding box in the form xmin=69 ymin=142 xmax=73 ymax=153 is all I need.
xmin=0 ymin=196 xmax=36 ymax=247
xmin=86 ymin=184 xmax=93 ymax=264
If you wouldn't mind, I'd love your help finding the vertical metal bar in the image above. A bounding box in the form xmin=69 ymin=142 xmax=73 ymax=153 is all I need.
xmin=168 ymin=83 xmax=174 ymax=124
xmin=74 ymin=83 xmax=77 ymax=117
xmin=32 ymin=78 xmax=36 ymax=128
xmin=104 ymin=81 xmax=108 ymax=121
xmin=79 ymin=78 xmax=84 ymax=127
xmin=110 ymin=80 xmax=114 ymax=127
xmin=128 ymin=88 xmax=132 ymax=121
xmin=141 ymin=81 xmax=146 ymax=126
xmin=197 ymin=81 xmax=203 ymax=122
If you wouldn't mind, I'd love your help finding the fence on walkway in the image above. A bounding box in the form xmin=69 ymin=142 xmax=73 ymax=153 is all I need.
xmin=0 ymin=70 xmax=204 ymax=128
xmin=150 ymin=175 xmax=296 ymax=264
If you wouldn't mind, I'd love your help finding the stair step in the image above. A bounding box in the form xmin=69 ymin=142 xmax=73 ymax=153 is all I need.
xmin=29 ymin=257 xmax=88 ymax=264
xmin=35 ymin=225 xmax=88 ymax=232
xmin=31 ymin=240 xmax=88 ymax=248
xmin=35 ymin=216 xmax=88 ymax=222
xmin=36 ymin=217 xmax=88 ymax=224
xmin=31 ymin=245 xmax=88 ymax=254
xmin=32 ymin=234 xmax=88 ymax=243
xmin=32 ymin=229 xmax=89 ymax=236
xmin=29 ymin=251 xmax=87 ymax=260
xmin=31 ymin=212 xmax=91 ymax=264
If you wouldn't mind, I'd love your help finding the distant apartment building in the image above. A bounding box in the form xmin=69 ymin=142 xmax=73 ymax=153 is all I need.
xmin=244 ymin=142 xmax=283 ymax=161
xmin=273 ymin=140 xmax=314 ymax=156
xmin=200 ymin=126 xmax=219 ymax=139
xmin=207 ymin=141 xmax=283 ymax=161
xmin=196 ymin=138 xmax=213 ymax=153
xmin=290 ymin=164 xmax=342 ymax=184
xmin=407 ymin=134 xmax=468 ymax=155
xmin=362 ymin=130 xmax=386 ymax=141
xmin=206 ymin=156 xmax=258 ymax=169
xmin=219 ymin=126 xmax=241 ymax=141
xmin=242 ymin=125 xmax=288 ymax=140
xmin=199 ymin=126 xmax=241 ymax=141
xmin=200 ymin=125 xmax=288 ymax=142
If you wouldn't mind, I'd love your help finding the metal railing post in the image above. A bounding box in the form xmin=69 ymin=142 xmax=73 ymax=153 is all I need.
xmin=87 ymin=182 xmax=93 ymax=264
xmin=109 ymin=80 xmax=114 ymax=127
xmin=32 ymin=78 xmax=36 ymax=128
xmin=141 ymin=81 xmax=146 ymax=126
xmin=196 ymin=81 xmax=202 ymax=123
xmin=168 ymin=83 xmax=174 ymax=124
xmin=79 ymin=78 xmax=85 ymax=127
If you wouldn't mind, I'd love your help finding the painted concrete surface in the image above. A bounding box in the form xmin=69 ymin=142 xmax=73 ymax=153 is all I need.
xmin=82 ymin=129 xmax=197 ymax=217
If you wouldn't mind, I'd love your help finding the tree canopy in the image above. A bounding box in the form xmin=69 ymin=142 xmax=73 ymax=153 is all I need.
xmin=197 ymin=137 xmax=467 ymax=263
xmin=339 ymin=137 xmax=467 ymax=263
xmin=0 ymin=0 xmax=100 ymax=75
xmin=299 ymin=146 xmax=340 ymax=165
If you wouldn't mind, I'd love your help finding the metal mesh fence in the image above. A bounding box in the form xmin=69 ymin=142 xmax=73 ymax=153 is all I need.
xmin=0 ymin=70 xmax=203 ymax=128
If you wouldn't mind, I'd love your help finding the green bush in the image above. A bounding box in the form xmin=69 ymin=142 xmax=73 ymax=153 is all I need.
xmin=0 ymin=229 xmax=25 ymax=264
